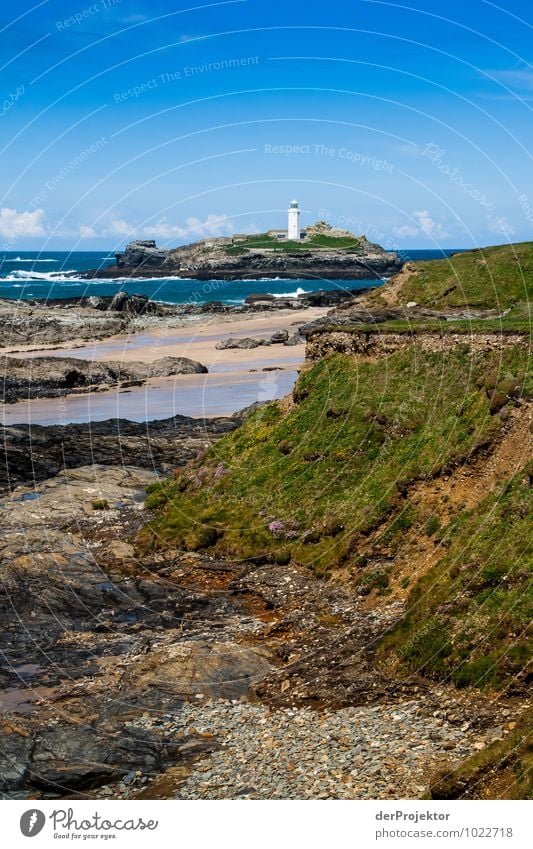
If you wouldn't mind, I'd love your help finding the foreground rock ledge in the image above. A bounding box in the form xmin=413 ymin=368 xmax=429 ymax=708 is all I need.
xmin=1 ymin=354 xmax=208 ymax=403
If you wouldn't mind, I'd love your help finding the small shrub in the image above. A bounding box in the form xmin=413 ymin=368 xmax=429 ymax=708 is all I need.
xmin=489 ymin=390 xmax=508 ymax=414
xmin=326 ymin=407 xmax=347 ymax=419
xmin=322 ymin=517 xmax=344 ymax=536
xmin=425 ymin=515 xmax=441 ymax=536
xmin=91 ymin=498 xmax=109 ymax=510
xmin=453 ymin=655 xmax=499 ymax=689
xmin=293 ymin=384 xmax=310 ymax=403
xmin=273 ymin=547 xmax=291 ymax=565
xmin=184 ymin=524 xmax=222 ymax=551
xmin=401 ymin=619 xmax=452 ymax=676
xmin=302 ymin=528 xmax=321 ymax=544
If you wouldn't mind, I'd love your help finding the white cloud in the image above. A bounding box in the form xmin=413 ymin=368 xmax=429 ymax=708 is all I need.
xmin=412 ymin=209 xmax=448 ymax=238
xmin=396 ymin=143 xmax=422 ymax=158
xmin=490 ymin=68 xmax=533 ymax=91
xmin=106 ymin=218 xmax=136 ymax=237
xmin=78 ymin=225 xmax=98 ymax=239
xmin=0 ymin=207 xmax=46 ymax=239
xmin=79 ymin=214 xmax=235 ymax=243
xmin=143 ymin=214 xmax=234 ymax=240
xmin=486 ymin=214 xmax=516 ymax=238
xmin=122 ymin=14 xmax=148 ymax=23
xmin=392 ymin=210 xmax=448 ymax=240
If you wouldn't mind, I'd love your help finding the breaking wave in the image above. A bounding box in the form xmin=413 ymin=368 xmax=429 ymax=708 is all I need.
xmin=8 ymin=257 xmax=59 ymax=263
xmin=3 ymin=269 xmax=78 ymax=281
xmin=271 ymin=287 xmax=309 ymax=298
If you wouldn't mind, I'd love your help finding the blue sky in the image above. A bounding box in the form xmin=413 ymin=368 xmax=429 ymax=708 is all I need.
xmin=1 ymin=0 xmax=532 ymax=249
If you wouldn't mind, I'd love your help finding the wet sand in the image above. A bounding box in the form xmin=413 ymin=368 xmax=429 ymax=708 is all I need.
xmin=1 ymin=307 xmax=325 ymax=425
xmin=3 ymin=307 xmax=324 ymax=365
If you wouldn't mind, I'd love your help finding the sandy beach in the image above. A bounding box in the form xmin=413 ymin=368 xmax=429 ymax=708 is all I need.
xmin=0 ymin=307 xmax=327 ymax=425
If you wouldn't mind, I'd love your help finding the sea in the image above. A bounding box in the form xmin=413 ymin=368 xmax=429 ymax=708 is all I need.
xmin=0 ymin=249 xmax=460 ymax=304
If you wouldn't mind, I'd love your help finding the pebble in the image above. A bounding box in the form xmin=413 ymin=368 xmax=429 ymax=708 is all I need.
xmin=123 ymin=697 xmax=483 ymax=800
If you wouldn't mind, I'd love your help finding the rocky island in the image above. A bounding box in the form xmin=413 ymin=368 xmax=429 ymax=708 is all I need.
xmin=83 ymin=221 xmax=403 ymax=281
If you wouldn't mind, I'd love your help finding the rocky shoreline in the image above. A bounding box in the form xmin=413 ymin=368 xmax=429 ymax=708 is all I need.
xmin=0 ymin=288 xmax=368 ymax=351
xmin=0 ymin=413 xmax=241 ymax=492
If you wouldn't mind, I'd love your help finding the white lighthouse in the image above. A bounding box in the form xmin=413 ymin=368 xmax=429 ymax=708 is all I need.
xmin=288 ymin=198 xmax=300 ymax=240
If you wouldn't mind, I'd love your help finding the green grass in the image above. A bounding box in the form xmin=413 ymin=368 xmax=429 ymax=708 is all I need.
xmin=379 ymin=468 xmax=533 ymax=692
xmin=140 ymin=345 xmax=530 ymax=575
xmin=366 ymin=241 xmax=533 ymax=311
xmin=224 ymin=232 xmax=363 ymax=255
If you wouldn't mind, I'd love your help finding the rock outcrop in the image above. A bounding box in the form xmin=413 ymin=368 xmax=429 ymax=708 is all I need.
xmin=1 ymin=355 xmax=208 ymax=403
xmin=0 ymin=293 xmax=173 ymax=348
xmin=114 ymin=239 xmax=169 ymax=270
xmin=0 ymin=413 xmax=239 ymax=492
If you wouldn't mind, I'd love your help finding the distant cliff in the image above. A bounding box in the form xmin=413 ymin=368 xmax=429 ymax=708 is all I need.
xmin=85 ymin=222 xmax=403 ymax=281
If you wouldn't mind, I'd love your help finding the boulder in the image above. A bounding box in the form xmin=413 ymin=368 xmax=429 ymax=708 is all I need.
xmin=125 ymin=640 xmax=273 ymax=701
xmin=109 ymin=290 xmax=129 ymax=311
xmin=269 ymin=329 xmax=289 ymax=344
xmin=215 ymin=337 xmax=268 ymax=350
xmin=284 ymin=332 xmax=305 ymax=346
xmin=245 ymin=293 xmax=276 ymax=304
xmin=108 ymin=291 xmax=159 ymax=315
xmin=146 ymin=356 xmax=208 ymax=377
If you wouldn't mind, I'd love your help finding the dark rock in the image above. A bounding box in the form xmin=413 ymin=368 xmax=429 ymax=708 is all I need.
xmin=1 ymin=355 xmax=208 ymax=403
xmin=115 ymin=240 xmax=170 ymax=270
xmin=245 ymin=293 xmax=276 ymax=304
xmin=109 ymin=290 xmax=129 ymax=311
xmin=269 ymin=329 xmax=289 ymax=344
xmin=86 ymin=295 xmax=108 ymax=310
xmin=284 ymin=332 xmax=305 ymax=346
xmin=108 ymin=291 xmax=160 ymax=315
xmin=0 ymin=414 xmax=238 ymax=492
xmin=215 ymin=337 xmax=268 ymax=350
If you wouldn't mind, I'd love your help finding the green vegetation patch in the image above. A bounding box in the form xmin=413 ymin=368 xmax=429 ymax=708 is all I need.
xmin=380 ymin=468 xmax=533 ymax=692
xmin=224 ymin=232 xmax=363 ymax=255
xmin=366 ymin=241 xmax=533 ymax=311
xmin=140 ymin=345 xmax=529 ymax=575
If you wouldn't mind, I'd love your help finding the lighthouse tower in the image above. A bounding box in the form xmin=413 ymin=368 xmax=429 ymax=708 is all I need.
xmin=288 ymin=198 xmax=300 ymax=240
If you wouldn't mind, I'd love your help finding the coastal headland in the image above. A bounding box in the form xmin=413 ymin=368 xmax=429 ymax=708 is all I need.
xmin=0 ymin=241 xmax=531 ymax=802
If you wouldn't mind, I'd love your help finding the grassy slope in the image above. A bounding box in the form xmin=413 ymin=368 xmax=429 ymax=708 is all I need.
xmin=313 ymin=303 xmax=531 ymax=336
xmin=142 ymin=346 xmax=530 ymax=576
xmin=379 ymin=468 xmax=532 ymax=691
xmin=366 ymin=241 xmax=533 ymax=310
